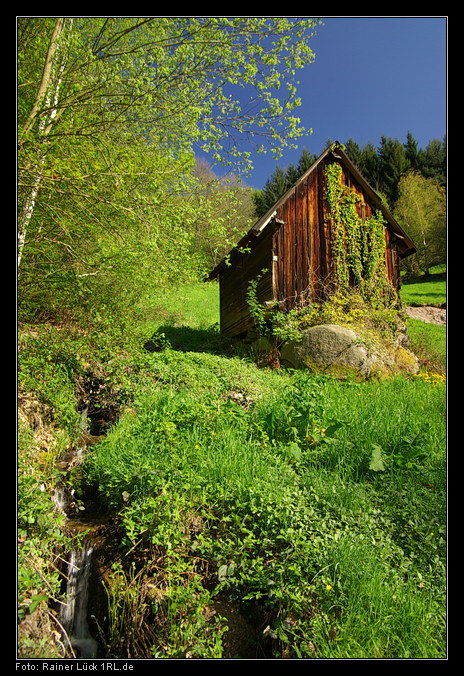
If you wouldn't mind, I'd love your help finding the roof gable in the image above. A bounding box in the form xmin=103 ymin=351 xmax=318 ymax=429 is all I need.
xmin=210 ymin=141 xmax=416 ymax=280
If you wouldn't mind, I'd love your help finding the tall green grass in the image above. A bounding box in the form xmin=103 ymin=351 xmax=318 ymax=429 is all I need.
xmin=86 ymin=363 xmax=446 ymax=658
xmin=406 ymin=318 xmax=446 ymax=373
xmin=83 ymin=277 xmax=446 ymax=658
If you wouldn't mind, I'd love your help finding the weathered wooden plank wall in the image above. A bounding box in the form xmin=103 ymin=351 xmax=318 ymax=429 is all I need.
xmin=309 ymin=166 xmax=321 ymax=302
xmin=216 ymin=151 xmax=409 ymax=338
xmin=219 ymin=223 xmax=275 ymax=337
xmin=272 ymin=157 xmax=335 ymax=309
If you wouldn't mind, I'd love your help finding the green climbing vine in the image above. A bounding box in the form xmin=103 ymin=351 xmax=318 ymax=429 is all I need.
xmin=325 ymin=163 xmax=389 ymax=301
xmin=246 ymin=269 xmax=302 ymax=347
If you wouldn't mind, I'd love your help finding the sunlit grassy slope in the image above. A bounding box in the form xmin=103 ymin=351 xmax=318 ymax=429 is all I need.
xmin=84 ymin=276 xmax=446 ymax=659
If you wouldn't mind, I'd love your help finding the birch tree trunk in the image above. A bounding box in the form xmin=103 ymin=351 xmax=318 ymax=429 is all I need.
xmin=18 ymin=18 xmax=68 ymax=271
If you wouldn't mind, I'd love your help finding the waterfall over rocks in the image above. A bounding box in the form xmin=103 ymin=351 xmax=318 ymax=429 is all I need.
xmin=60 ymin=539 xmax=99 ymax=659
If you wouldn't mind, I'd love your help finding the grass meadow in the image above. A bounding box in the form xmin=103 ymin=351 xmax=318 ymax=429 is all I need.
xmin=82 ymin=275 xmax=447 ymax=659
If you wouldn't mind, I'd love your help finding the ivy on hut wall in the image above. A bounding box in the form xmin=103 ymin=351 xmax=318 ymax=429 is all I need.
xmin=325 ymin=163 xmax=388 ymax=297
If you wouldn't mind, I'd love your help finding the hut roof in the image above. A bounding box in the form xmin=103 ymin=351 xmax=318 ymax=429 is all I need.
xmin=209 ymin=142 xmax=416 ymax=280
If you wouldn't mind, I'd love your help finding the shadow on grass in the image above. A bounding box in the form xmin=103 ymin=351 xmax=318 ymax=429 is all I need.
xmin=144 ymin=323 xmax=246 ymax=358
xmin=401 ymin=271 xmax=446 ymax=284
xmin=406 ymin=290 xmax=447 ymax=304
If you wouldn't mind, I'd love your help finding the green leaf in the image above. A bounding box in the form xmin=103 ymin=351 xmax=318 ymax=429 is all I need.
xmin=369 ymin=444 xmax=386 ymax=472
xmin=285 ymin=442 xmax=302 ymax=462
xmin=324 ymin=421 xmax=344 ymax=436
xmin=218 ymin=564 xmax=228 ymax=581
xmin=29 ymin=593 xmax=48 ymax=614
xmin=218 ymin=562 xmax=236 ymax=582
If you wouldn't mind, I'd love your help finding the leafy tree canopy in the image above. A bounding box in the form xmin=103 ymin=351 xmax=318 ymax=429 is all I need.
xmin=17 ymin=17 xmax=322 ymax=323
xmin=393 ymin=172 xmax=446 ymax=275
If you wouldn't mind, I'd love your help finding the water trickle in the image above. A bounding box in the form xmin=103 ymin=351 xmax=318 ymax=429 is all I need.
xmin=54 ymin=398 xmax=115 ymax=658
xmin=60 ymin=539 xmax=99 ymax=659
xmin=52 ymin=484 xmax=68 ymax=514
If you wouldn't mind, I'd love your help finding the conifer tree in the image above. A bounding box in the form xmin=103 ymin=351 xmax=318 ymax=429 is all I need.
xmin=378 ymin=136 xmax=411 ymax=204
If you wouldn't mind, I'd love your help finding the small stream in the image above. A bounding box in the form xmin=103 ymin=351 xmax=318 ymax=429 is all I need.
xmin=54 ymin=401 xmax=117 ymax=659
xmin=59 ymin=539 xmax=99 ymax=658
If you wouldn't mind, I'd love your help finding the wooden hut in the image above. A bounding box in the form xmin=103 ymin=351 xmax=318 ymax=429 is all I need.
xmin=209 ymin=142 xmax=416 ymax=338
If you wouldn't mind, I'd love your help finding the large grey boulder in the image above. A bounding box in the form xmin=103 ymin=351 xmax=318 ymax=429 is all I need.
xmin=280 ymin=324 xmax=418 ymax=379
xmin=280 ymin=324 xmax=371 ymax=376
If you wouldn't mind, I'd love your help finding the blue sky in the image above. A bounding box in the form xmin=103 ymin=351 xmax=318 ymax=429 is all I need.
xmin=210 ymin=16 xmax=447 ymax=190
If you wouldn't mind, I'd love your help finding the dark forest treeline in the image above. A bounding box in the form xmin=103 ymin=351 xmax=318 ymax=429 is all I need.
xmin=253 ymin=133 xmax=446 ymax=218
